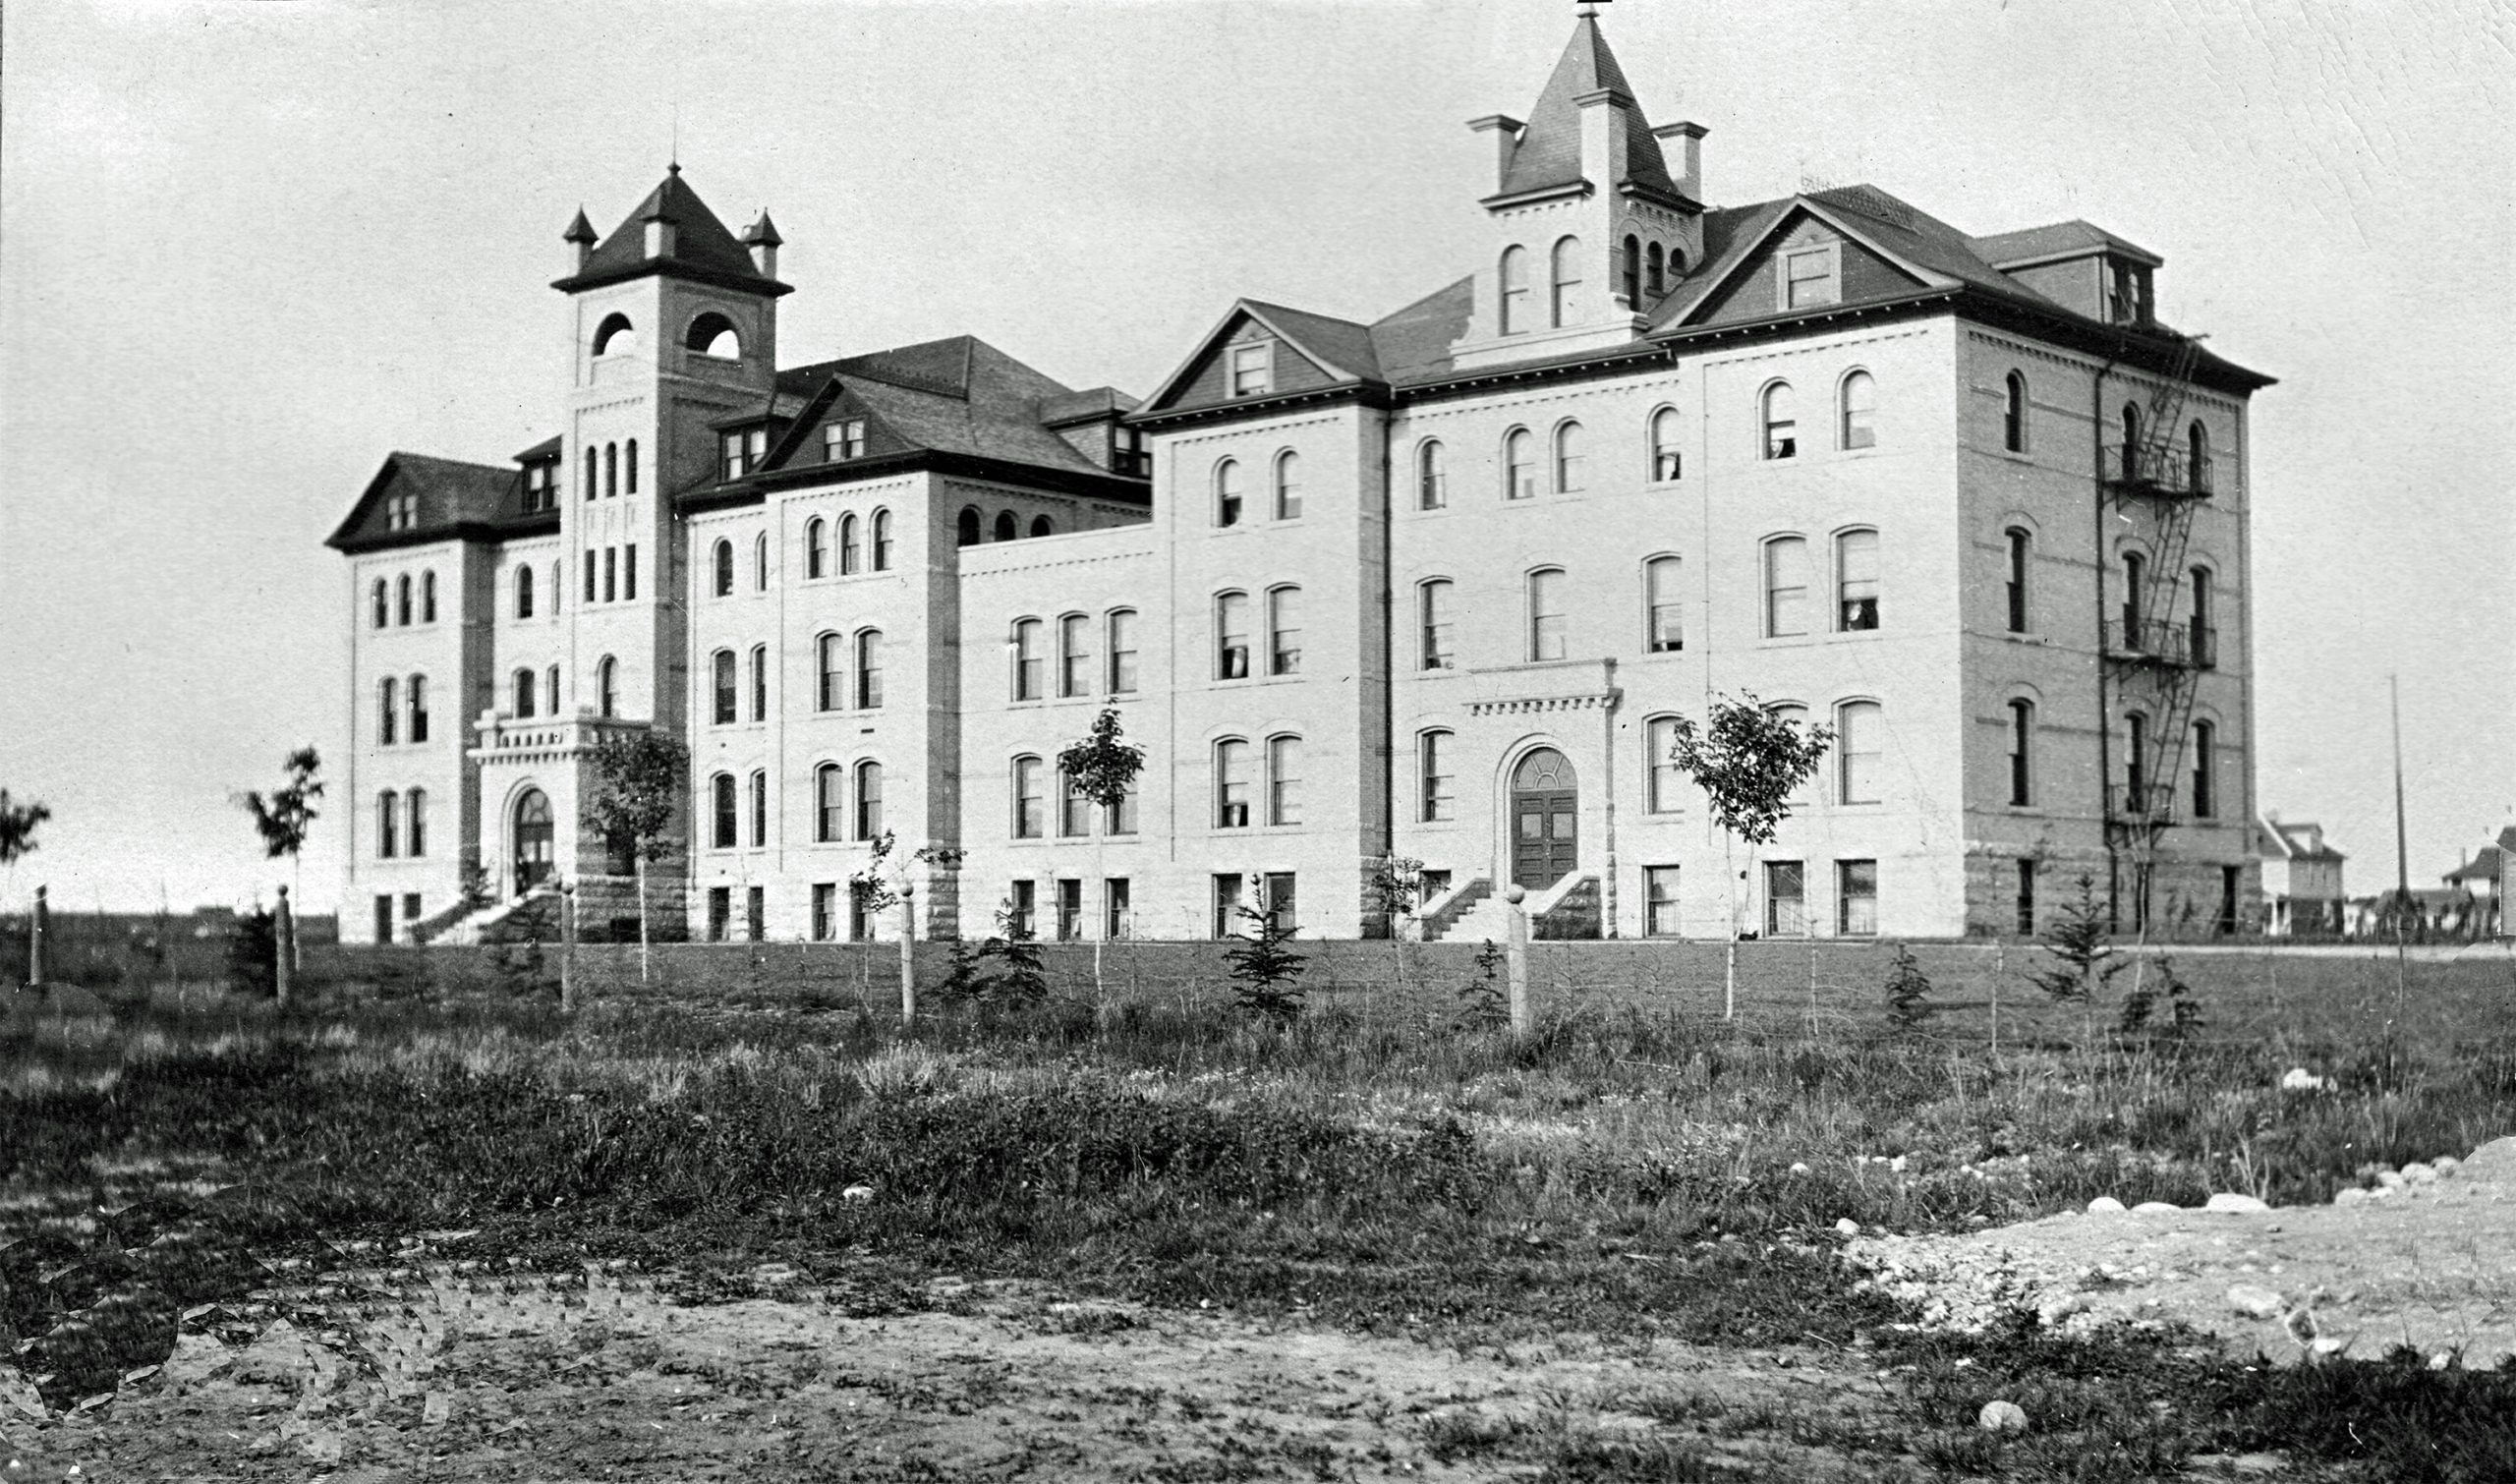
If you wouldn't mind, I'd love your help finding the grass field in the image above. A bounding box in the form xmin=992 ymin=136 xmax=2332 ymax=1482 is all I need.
xmin=5 ymin=949 xmax=2515 ymax=1479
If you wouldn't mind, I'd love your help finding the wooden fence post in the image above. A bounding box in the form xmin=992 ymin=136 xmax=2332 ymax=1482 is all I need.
xmin=897 ymin=883 xmax=917 ymax=1030
xmin=1505 ymin=884 xmax=1531 ymax=1037
xmin=560 ymin=882 xmax=578 ymax=1012
xmin=28 ymin=885 xmax=47 ymax=988
xmin=274 ymin=885 xmax=296 ymax=1006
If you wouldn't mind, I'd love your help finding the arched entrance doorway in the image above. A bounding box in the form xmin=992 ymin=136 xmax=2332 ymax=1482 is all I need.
xmin=513 ymin=788 xmax=554 ymax=893
xmin=1511 ymin=747 xmax=1577 ymax=890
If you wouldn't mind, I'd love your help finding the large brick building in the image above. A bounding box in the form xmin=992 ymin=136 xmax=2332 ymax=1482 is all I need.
xmin=328 ymin=13 xmax=2271 ymax=946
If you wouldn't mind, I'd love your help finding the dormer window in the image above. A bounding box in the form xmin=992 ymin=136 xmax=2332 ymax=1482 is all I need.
xmin=1782 ymin=245 xmax=1840 ymax=311
xmin=384 ymin=493 xmax=418 ymax=532
xmin=720 ymin=427 xmax=769 ymax=481
xmin=523 ymin=462 xmax=557 ymax=513
xmin=1229 ymin=342 xmax=1272 ymax=398
xmin=2106 ymin=260 xmax=2154 ymax=324
xmin=824 ymin=419 xmax=868 ymax=462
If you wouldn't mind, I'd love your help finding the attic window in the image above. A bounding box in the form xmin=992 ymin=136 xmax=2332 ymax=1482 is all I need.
xmin=524 ymin=462 xmax=557 ymax=513
xmin=385 ymin=493 xmax=419 ymax=532
xmin=1229 ymin=342 xmax=1273 ymax=398
xmin=720 ymin=427 xmax=769 ymax=481
xmin=824 ymin=420 xmax=868 ymax=462
xmin=1781 ymin=245 xmax=1840 ymax=311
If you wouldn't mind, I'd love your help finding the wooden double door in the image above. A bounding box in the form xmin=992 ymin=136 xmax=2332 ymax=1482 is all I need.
xmin=1511 ymin=748 xmax=1577 ymax=890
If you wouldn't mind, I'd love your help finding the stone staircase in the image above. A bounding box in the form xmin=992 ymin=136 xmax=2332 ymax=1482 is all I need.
xmin=428 ymin=885 xmax=561 ymax=946
xmin=1415 ymin=877 xmax=1492 ymax=942
xmin=1425 ymin=872 xmax=1600 ymax=942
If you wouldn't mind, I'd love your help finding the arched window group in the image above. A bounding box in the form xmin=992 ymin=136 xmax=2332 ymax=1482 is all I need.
xmin=803 ymin=509 xmax=893 ymax=576
xmin=1205 ymin=733 xmax=1303 ymax=828
xmin=370 ymin=569 xmax=438 ymax=629
xmin=808 ymin=761 xmax=888 ymax=846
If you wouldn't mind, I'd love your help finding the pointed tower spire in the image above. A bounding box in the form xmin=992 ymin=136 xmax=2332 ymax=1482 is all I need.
xmin=552 ymin=168 xmax=791 ymax=298
xmin=742 ymin=211 xmax=783 ymax=278
xmin=563 ymin=207 xmax=598 ymax=270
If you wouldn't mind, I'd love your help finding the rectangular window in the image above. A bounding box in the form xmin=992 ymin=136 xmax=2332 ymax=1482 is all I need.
xmin=1268 ymin=588 xmax=1302 ymax=675
xmin=749 ymin=771 xmax=768 ymax=848
xmin=1527 ymin=569 xmax=1567 ymax=660
xmin=1764 ymin=538 xmax=1808 ymax=638
xmin=1217 ymin=594 xmax=1250 ymax=680
xmin=374 ymin=895 xmax=394 ymax=945
xmin=750 ymin=648 xmax=768 ymax=722
xmin=377 ymin=792 xmax=398 ymax=859
xmin=811 ymin=883 xmax=835 ymax=942
xmin=1215 ymin=740 xmax=1251 ymax=828
xmin=824 ymin=419 xmax=868 ymax=462
xmin=745 ymin=885 xmax=764 ymax=943
xmin=2015 ymin=859 xmax=2036 ymax=936
xmin=1212 ymin=874 xmax=1244 ymax=939
xmin=1059 ymin=614 xmax=1092 ymax=697
xmin=855 ymin=631 xmax=884 ymax=710
xmin=1262 ymin=873 xmax=1296 ymax=936
xmin=403 ymin=891 xmax=422 ymax=922
xmin=1838 ymin=702 xmax=1881 ymax=805
xmin=849 ymin=882 xmax=874 ymax=942
xmin=1229 ymin=342 xmax=1272 ymax=397
xmin=1104 ymin=878 xmax=1131 ymax=940
xmin=1838 ymin=860 xmax=1878 ymax=937
xmin=407 ymin=790 xmax=427 ymax=857
xmin=2005 ymin=530 xmax=2030 ymax=633
xmin=1419 ymin=581 xmax=1455 ymax=670
xmin=1105 ymin=775 xmax=1139 ymax=836
xmin=1646 ymin=716 xmax=1682 ymax=813
xmin=713 ymin=653 xmax=737 ymax=724
xmin=706 ymin=886 xmax=731 ymax=943
xmin=2009 ymin=704 xmax=2033 ymax=807
xmin=1013 ymin=619 xmax=1045 ymax=701
xmin=624 ymin=544 xmax=637 ymax=600
xmin=1837 ymin=530 xmax=1879 ymax=631
xmin=1646 ymin=556 xmax=1684 ymax=653
xmin=1645 ymin=866 xmax=1682 ymax=937
xmin=584 ymin=549 xmax=597 ymax=604
xmin=1059 ymin=770 xmax=1093 ymax=837
xmin=1107 ymin=610 xmax=1139 ymax=694
xmin=1056 ymin=879 xmax=1083 ymax=942
xmin=1764 ymin=861 xmax=1806 ymax=937
xmin=1420 ymin=731 xmax=1455 ymax=823
xmin=602 ymin=546 xmax=617 ymax=603
xmin=1013 ymin=757 xmax=1045 ymax=838
xmin=1782 ymin=245 xmax=1840 ymax=310
xmin=712 ymin=773 xmax=738 ymax=850
xmin=2192 ymin=723 xmax=2217 ymax=819
xmin=1267 ymin=736 xmax=1303 ymax=826
xmin=1009 ymin=879 xmax=1037 ymax=938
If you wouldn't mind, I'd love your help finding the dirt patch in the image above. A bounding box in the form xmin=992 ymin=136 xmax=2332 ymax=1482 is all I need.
xmin=1848 ymin=1137 xmax=2516 ymax=1367
xmin=1 ymin=1266 xmax=1891 ymax=1481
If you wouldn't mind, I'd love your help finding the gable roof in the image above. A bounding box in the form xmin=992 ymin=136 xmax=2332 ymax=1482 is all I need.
xmin=552 ymin=166 xmax=790 ymax=298
xmin=1973 ymin=219 xmax=2162 ymax=268
xmin=1138 ymin=300 xmax=1379 ymax=414
xmin=2443 ymin=846 xmax=2504 ymax=884
xmin=2258 ymin=815 xmax=2345 ymax=862
xmin=325 ymin=451 xmax=552 ymax=553
xmin=1496 ymin=15 xmax=1686 ymax=204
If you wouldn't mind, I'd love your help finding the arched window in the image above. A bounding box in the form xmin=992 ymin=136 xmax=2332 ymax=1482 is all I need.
xmin=1621 ymin=234 xmax=1641 ymax=305
xmin=625 ymin=438 xmax=638 ymax=495
xmin=1105 ymin=608 xmax=1140 ymax=694
xmin=710 ymin=772 xmax=737 ymax=850
xmin=516 ymin=564 xmax=535 ymax=618
xmin=1549 ymin=235 xmax=1582 ymax=326
xmin=1839 ymin=371 xmax=1877 ymax=450
xmin=872 ymin=509 xmax=893 ymax=570
xmin=1267 ymin=735 xmax=1304 ymax=826
xmin=1763 ymin=536 xmax=1809 ymax=637
xmin=1646 ymin=241 xmax=1666 ymax=298
xmin=686 ymin=312 xmax=740 ymax=358
xmin=407 ymin=787 xmax=427 ymax=858
xmin=855 ymin=629 xmax=885 ymax=709
xmin=2188 ymin=420 xmax=2211 ymax=493
xmin=1058 ymin=613 xmax=1092 ymax=697
xmin=2191 ymin=720 xmax=2217 ymax=818
xmin=748 ymin=771 xmax=767 ymax=848
xmin=2005 ymin=527 xmax=2032 ymax=633
xmin=370 ymin=579 xmax=386 ymax=629
xmin=545 ymin=664 xmax=559 ymax=716
xmin=1418 ymin=579 xmax=1454 ymax=670
xmin=1645 ymin=715 xmax=1682 ymax=813
xmin=749 ymin=644 xmax=768 ymax=722
xmin=1836 ymin=528 xmax=1880 ymax=630
xmin=1214 ymin=739 xmax=1251 ymax=828
xmin=592 ymin=313 xmax=635 ymax=357
xmin=1011 ymin=618 xmax=1045 ymax=700
xmin=1527 ymin=567 xmax=1567 ymax=660
xmin=1059 ymin=764 xmax=1092 ymax=837
xmin=1030 ymin=514 xmax=1054 ymax=538
xmin=992 ymin=510 xmax=1017 ymax=542
xmin=815 ymin=763 xmax=843 ymax=842
xmin=1761 ymin=382 xmax=1798 ymax=459
xmin=512 ymin=666 xmax=536 ymax=718
xmin=817 ymin=633 xmax=844 ymax=711
xmin=2003 ymin=371 xmax=2030 ymax=453
xmin=1267 ymin=586 xmax=1302 ymax=675
xmin=855 ymin=761 xmax=885 ymax=840
xmin=1649 ymin=407 xmax=1682 ymax=482
xmin=956 ymin=507 xmax=981 ymax=547
xmin=1553 ymin=421 xmax=1587 ymax=492
xmin=2121 ymin=403 xmax=2143 ymax=481
xmin=376 ymin=790 xmax=398 ymax=859
xmin=2126 ymin=712 xmax=2150 ymax=803
xmin=838 ymin=513 xmax=862 ymax=574
xmin=712 ymin=649 xmax=736 ymax=724
xmin=1645 ymin=555 xmax=1683 ymax=652
xmin=805 ymin=517 xmax=828 ymax=579
xmin=1272 ymin=450 xmax=1303 ymax=520
xmin=1417 ymin=729 xmax=1455 ymax=822
xmin=1499 ymin=246 xmax=1529 ymax=334
xmin=2189 ymin=567 xmax=2215 ymax=668
xmin=421 ymin=571 xmax=436 ymax=623
xmin=1504 ymin=427 xmax=1536 ymax=500
xmin=1837 ymin=700 xmax=1882 ymax=804
xmin=396 ymin=574 xmax=412 ymax=626
xmin=604 ymin=442 xmax=617 ymax=499
xmin=597 ymin=656 xmax=618 ymax=718
xmin=1213 ymin=459 xmax=1243 ymax=527
xmin=1215 ymin=592 xmax=1250 ymax=679
xmin=1415 ymin=440 xmax=1448 ymax=510
xmin=1767 ymin=702 xmax=1813 ymax=805
xmin=584 ymin=458 xmax=598 ymax=502
xmin=1012 ymin=755 xmax=1046 ymax=838
xmin=378 ymin=677 xmax=399 ymax=746
xmin=712 ymin=539 xmax=734 ymax=597
xmin=753 ymin=532 xmax=769 ymax=590
xmin=408 ymin=674 xmax=429 ymax=743
xmin=2008 ymin=699 xmax=2034 ymax=806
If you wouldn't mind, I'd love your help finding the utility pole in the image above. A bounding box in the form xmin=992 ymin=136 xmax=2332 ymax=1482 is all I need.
xmin=2389 ymin=673 xmax=2410 ymax=1054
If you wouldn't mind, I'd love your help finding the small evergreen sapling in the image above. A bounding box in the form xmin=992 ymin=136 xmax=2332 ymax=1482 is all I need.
xmin=1457 ymin=939 xmax=1510 ymax=1028
xmin=1225 ymin=877 xmax=1308 ymax=1021
xmin=2032 ymin=874 xmax=2125 ymax=1044
xmin=1883 ymin=944 xmax=1935 ymax=1031
xmin=980 ymin=898 xmax=1048 ymax=1003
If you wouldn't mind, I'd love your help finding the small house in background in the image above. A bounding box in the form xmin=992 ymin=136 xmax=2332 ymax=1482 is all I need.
xmin=190 ymin=905 xmax=239 ymax=941
xmin=2255 ymin=813 xmax=2345 ymax=937
xmin=2440 ymin=825 xmax=2513 ymax=939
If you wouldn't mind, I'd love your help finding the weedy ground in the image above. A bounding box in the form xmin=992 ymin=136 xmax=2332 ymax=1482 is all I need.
xmin=4 ymin=977 xmax=2514 ymax=1480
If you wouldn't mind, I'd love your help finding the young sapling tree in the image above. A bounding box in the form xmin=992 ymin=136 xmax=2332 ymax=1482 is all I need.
xmin=1056 ymin=707 xmax=1144 ymax=1006
xmin=235 ymin=748 xmax=322 ymax=976
xmin=1669 ymin=694 xmax=1834 ymax=1018
xmin=581 ymin=730 xmax=688 ymax=984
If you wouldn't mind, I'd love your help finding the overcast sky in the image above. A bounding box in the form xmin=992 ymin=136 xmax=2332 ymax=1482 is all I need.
xmin=2 ymin=0 xmax=2508 ymax=914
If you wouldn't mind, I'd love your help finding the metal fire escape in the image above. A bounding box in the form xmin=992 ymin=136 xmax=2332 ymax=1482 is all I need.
xmin=2101 ymin=333 xmax=2216 ymax=928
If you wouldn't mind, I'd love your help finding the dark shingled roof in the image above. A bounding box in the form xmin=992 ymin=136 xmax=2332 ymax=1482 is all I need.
xmin=515 ymin=433 xmax=562 ymax=462
xmin=1973 ymin=219 xmax=2162 ymax=267
xmin=1245 ymin=300 xmax=1382 ymax=380
xmin=1370 ymin=277 xmax=1476 ymax=384
xmin=553 ymin=168 xmax=788 ymax=297
xmin=325 ymin=451 xmax=547 ymax=551
xmin=1497 ymin=15 xmax=1685 ymax=202
xmin=734 ymin=336 xmax=1116 ymax=485
xmin=1039 ymin=386 xmax=1142 ymax=424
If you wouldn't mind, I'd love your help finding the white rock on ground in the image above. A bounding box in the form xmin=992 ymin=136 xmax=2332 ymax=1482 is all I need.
xmin=2333 ymin=1187 xmax=2370 ymax=1207
xmin=1977 ymin=1399 xmax=2029 ymax=1433
xmin=2227 ymin=1284 xmax=2286 ymax=1320
xmin=2087 ymin=1196 xmax=2127 ymax=1215
xmin=1834 ymin=1218 xmax=1860 ymax=1237
xmin=2133 ymin=1202 xmax=2182 ymax=1215
xmin=2205 ymin=1193 xmax=2272 ymax=1215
